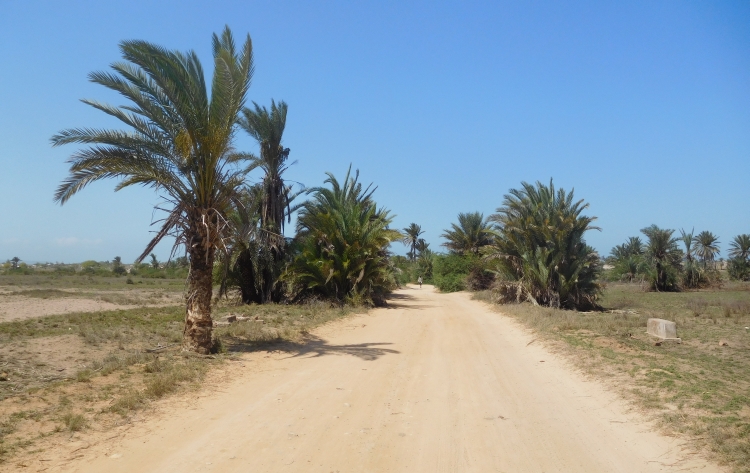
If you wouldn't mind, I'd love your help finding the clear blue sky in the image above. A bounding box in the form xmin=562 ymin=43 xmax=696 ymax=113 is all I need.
xmin=1 ymin=0 xmax=748 ymax=263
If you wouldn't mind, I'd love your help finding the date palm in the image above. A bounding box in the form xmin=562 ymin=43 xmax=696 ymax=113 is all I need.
xmin=693 ymin=231 xmax=720 ymax=269
xmin=238 ymin=100 xmax=295 ymax=241
xmin=641 ymin=225 xmax=683 ymax=291
xmin=610 ymin=236 xmax=644 ymax=261
xmin=52 ymin=27 xmax=254 ymax=353
xmin=488 ymin=180 xmax=601 ymax=309
xmin=285 ymin=167 xmax=401 ymax=305
xmin=728 ymin=234 xmax=750 ymax=261
xmin=679 ymin=228 xmax=695 ymax=263
xmin=402 ymin=223 xmax=425 ymax=261
xmin=441 ymin=212 xmax=493 ymax=255
xmin=415 ymin=238 xmax=430 ymax=254
xmin=233 ymin=100 xmax=299 ymax=302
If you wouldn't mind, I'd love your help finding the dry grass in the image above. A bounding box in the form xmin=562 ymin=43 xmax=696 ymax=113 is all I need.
xmin=475 ymin=281 xmax=750 ymax=473
xmin=212 ymin=300 xmax=357 ymax=350
xmin=0 ymin=274 xmax=188 ymax=291
xmin=0 ymin=290 xmax=358 ymax=465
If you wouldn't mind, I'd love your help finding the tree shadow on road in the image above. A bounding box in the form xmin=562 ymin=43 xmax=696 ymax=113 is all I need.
xmin=228 ymin=334 xmax=400 ymax=361
xmin=385 ymin=291 xmax=436 ymax=310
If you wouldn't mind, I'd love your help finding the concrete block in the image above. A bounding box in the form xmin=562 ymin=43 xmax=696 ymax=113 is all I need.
xmin=646 ymin=318 xmax=681 ymax=342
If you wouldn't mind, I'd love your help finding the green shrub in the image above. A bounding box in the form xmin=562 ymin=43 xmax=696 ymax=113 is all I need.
xmin=432 ymin=253 xmax=491 ymax=293
xmin=728 ymin=257 xmax=750 ymax=281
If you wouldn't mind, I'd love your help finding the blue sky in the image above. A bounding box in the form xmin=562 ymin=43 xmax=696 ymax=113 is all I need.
xmin=1 ymin=1 xmax=748 ymax=263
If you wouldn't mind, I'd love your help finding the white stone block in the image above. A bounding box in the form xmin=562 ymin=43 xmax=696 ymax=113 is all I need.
xmin=647 ymin=318 xmax=680 ymax=341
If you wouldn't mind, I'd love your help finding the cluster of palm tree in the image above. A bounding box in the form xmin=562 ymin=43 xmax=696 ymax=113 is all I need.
xmin=283 ymin=168 xmax=401 ymax=305
xmin=607 ymin=226 xmax=729 ymax=290
xmin=52 ymin=28 xmax=398 ymax=353
xmin=434 ymin=181 xmax=601 ymax=309
xmin=486 ymin=180 xmax=601 ymax=309
xmin=216 ymin=100 xmax=299 ymax=305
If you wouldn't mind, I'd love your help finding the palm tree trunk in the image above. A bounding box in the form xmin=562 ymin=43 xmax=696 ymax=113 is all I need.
xmin=236 ymin=249 xmax=261 ymax=304
xmin=183 ymin=241 xmax=215 ymax=354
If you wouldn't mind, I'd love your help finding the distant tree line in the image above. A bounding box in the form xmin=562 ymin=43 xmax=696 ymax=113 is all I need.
xmin=607 ymin=229 xmax=750 ymax=290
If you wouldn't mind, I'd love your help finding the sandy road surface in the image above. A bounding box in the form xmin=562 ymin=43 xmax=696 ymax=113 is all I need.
xmin=58 ymin=286 xmax=720 ymax=473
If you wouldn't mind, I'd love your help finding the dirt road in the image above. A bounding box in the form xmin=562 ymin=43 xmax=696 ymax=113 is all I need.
xmin=60 ymin=286 xmax=720 ymax=472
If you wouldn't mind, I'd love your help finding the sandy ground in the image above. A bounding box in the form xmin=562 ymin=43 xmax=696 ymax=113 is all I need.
xmin=0 ymin=291 xmax=182 ymax=322
xmin=31 ymin=286 xmax=722 ymax=472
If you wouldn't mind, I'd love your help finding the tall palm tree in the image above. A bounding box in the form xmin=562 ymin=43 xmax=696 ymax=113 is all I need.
xmin=402 ymin=223 xmax=425 ymax=261
xmin=728 ymin=234 xmax=750 ymax=261
xmin=233 ymin=100 xmax=299 ymax=303
xmin=52 ymin=27 xmax=254 ymax=353
xmin=441 ymin=212 xmax=493 ymax=255
xmin=238 ymin=100 xmax=295 ymax=241
xmin=693 ymin=231 xmax=720 ymax=269
xmin=679 ymin=228 xmax=695 ymax=263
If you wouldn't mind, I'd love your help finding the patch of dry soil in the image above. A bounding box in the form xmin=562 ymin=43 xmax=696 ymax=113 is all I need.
xmin=0 ymin=291 xmax=181 ymax=322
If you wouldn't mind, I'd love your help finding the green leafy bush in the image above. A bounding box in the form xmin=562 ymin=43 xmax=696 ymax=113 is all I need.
xmin=432 ymin=253 xmax=492 ymax=292
xmin=728 ymin=257 xmax=750 ymax=281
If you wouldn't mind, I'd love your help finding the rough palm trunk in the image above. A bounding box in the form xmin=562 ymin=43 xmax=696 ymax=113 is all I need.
xmin=184 ymin=240 xmax=216 ymax=354
xmin=236 ymin=248 xmax=261 ymax=304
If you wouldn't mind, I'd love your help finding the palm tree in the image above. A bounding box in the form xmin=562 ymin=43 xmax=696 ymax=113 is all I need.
xmin=488 ymin=180 xmax=601 ymax=309
xmin=232 ymin=100 xmax=299 ymax=303
xmin=416 ymin=247 xmax=434 ymax=280
xmin=608 ymin=236 xmax=645 ymax=282
xmin=641 ymin=225 xmax=683 ymax=291
xmin=679 ymin=228 xmax=708 ymax=288
xmin=679 ymin=229 xmax=695 ymax=263
xmin=441 ymin=212 xmax=493 ymax=255
xmin=402 ymin=223 xmax=425 ymax=261
xmin=415 ymin=238 xmax=430 ymax=254
xmin=238 ymin=100 xmax=295 ymax=241
xmin=693 ymin=231 xmax=720 ymax=269
xmin=284 ymin=167 xmax=401 ymax=305
xmin=52 ymin=27 xmax=254 ymax=353
xmin=609 ymin=236 xmax=644 ymax=262
xmin=728 ymin=234 xmax=750 ymax=261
